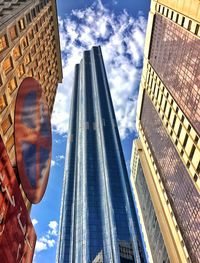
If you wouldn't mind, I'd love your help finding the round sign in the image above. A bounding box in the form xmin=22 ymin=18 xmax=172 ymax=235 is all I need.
xmin=14 ymin=77 xmax=52 ymax=204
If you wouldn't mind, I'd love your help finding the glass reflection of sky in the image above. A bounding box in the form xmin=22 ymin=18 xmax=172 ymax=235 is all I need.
xmin=40 ymin=103 xmax=50 ymax=137
xmin=21 ymin=89 xmax=51 ymax=189
xmin=57 ymin=47 xmax=145 ymax=263
xmin=22 ymin=142 xmax=37 ymax=188
xmin=39 ymin=147 xmax=49 ymax=182
xmin=22 ymin=91 xmax=37 ymax=129
xmin=150 ymin=14 xmax=200 ymax=135
xmin=141 ymin=92 xmax=200 ymax=263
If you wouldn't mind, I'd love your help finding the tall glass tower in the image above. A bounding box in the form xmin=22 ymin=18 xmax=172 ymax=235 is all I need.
xmin=56 ymin=46 xmax=145 ymax=263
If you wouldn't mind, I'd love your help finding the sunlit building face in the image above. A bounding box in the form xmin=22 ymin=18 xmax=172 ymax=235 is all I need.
xmin=56 ymin=46 xmax=145 ymax=263
xmin=0 ymin=0 xmax=62 ymax=168
xmin=131 ymin=1 xmax=200 ymax=263
xmin=0 ymin=1 xmax=62 ymax=260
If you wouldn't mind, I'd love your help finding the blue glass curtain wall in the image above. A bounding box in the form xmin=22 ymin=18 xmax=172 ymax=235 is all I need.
xmin=56 ymin=46 xmax=146 ymax=263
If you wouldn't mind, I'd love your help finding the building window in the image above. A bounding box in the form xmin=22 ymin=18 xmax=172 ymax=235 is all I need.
xmin=44 ymin=25 xmax=48 ymax=34
xmin=189 ymin=145 xmax=196 ymax=160
xmin=9 ymin=26 xmax=18 ymax=40
xmin=177 ymin=124 xmax=182 ymax=138
xmin=37 ymin=51 xmax=42 ymax=60
xmin=41 ymin=31 xmax=45 ymax=40
xmin=13 ymin=46 xmax=21 ymax=60
xmin=156 ymin=88 xmax=159 ymax=100
xmin=27 ymin=69 xmax=34 ymax=77
xmin=31 ymin=45 xmax=36 ymax=56
xmin=0 ymin=95 xmax=7 ymax=112
xmin=18 ymin=18 xmax=25 ymax=31
xmin=39 ymin=17 xmax=43 ymax=26
xmin=176 ymin=14 xmax=179 ymax=23
xmin=21 ymin=37 xmax=28 ymax=49
xmin=45 ymin=11 xmax=48 ymax=19
xmin=194 ymin=174 xmax=198 ymax=182
xmin=188 ymin=20 xmax=192 ymax=31
xmin=195 ymin=24 xmax=199 ymax=35
xmin=28 ymin=29 xmax=34 ymax=41
xmin=35 ymin=38 xmax=40 ymax=48
xmin=26 ymin=13 xmax=32 ymax=24
xmin=183 ymin=133 xmax=189 ymax=148
xmin=197 ymin=162 xmax=200 ymax=174
xmin=166 ymin=9 xmax=169 ymax=18
xmin=41 ymin=44 xmax=45 ymax=52
xmin=41 ymin=15 xmax=45 ymax=24
xmin=34 ymin=24 xmax=39 ymax=33
xmin=40 ymin=1 xmax=44 ymax=9
xmin=17 ymin=64 xmax=25 ymax=78
xmin=167 ymin=108 xmax=172 ymax=120
xmin=181 ymin=17 xmax=185 ymax=27
xmin=163 ymin=101 xmax=167 ymax=113
xmin=171 ymin=115 xmax=176 ymax=129
xmin=36 ymin=4 xmax=41 ymax=14
xmin=0 ymin=35 xmax=8 ymax=52
xmin=1 ymin=115 xmax=12 ymax=135
xmin=40 ymin=63 xmax=44 ymax=71
xmin=24 ymin=53 xmax=31 ymax=65
xmin=3 ymin=57 xmax=13 ymax=74
xmin=38 ymin=19 xmax=42 ymax=28
xmin=37 ymin=72 xmax=40 ymax=80
xmin=171 ymin=11 xmax=174 ymax=20
xmin=33 ymin=60 xmax=38 ymax=70
xmin=6 ymin=134 xmax=14 ymax=151
xmin=8 ymin=77 xmax=17 ymax=94
xmin=31 ymin=8 xmax=36 ymax=18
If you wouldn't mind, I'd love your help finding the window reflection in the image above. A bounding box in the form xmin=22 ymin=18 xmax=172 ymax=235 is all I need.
xmin=150 ymin=14 xmax=200 ymax=136
xmin=141 ymin=92 xmax=200 ymax=262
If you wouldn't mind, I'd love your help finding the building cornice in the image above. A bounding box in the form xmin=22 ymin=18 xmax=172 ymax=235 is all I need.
xmin=51 ymin=0 xmax=63 ymax=83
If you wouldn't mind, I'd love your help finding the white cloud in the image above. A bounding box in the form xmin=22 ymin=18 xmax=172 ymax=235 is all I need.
xmin=50 ymin=155 xmax=65 ymax=168
xmin=39 ymin=236 xmax=56 ymax=248
xmin=56 ymin=155 xmax=65 ymax=161
xmin=35 ymin=240 xmax=48 ymax=252
xmin=52 ymin=0 xmax=147 ymax=140
xmin=34 ymin=220 xmax=58 ymax=258
xmin=32 ymin=218 xmax=38 ymax=226
xmin=48 ymin=220 xmax=58 ymax=236
xmin=51 ymin=160 xmax=55 ymax=167
xmin=47 ymin=239 xmax=56 ymax=248
xmin=35 ymin=236 xmax=56 ymax=253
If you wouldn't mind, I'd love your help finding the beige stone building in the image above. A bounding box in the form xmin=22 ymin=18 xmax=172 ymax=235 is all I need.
xmin=0 ymin=0 xmax=62 ymax=166
xmin=0 ymin=0 xmax=62 ymax=214
xmin=131 ymin=1 xmax=200 ymax=262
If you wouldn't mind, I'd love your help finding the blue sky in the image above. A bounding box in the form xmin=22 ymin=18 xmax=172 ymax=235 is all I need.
xmin=31 ymin=0 xmax=150 ymax=262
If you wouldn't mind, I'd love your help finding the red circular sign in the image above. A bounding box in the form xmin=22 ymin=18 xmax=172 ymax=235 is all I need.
xmin=14 ymin=77 xmax=52 ymax=204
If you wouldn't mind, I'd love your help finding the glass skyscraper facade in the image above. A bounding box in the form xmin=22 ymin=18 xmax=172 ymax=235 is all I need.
xmin=56 ymin=46 xmax=145 ymax=263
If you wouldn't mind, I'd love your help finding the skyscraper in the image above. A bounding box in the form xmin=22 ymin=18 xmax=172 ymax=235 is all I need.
xmin=131 ymin=1 xmax=200 ymax=262
xmin=57 ymin=46 xmax=145 ymax=263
